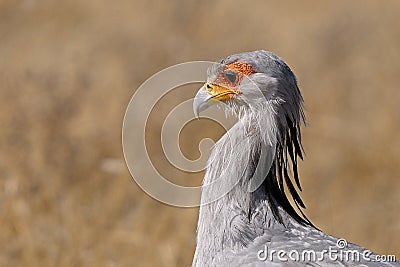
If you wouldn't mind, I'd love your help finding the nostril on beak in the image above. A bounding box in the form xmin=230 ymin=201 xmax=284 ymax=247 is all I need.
xmin=206 ymin=83 xmax=213 ymax=92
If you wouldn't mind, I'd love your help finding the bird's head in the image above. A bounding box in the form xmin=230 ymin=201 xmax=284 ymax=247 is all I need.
xmin=194 ymin=50 xmax=304 ymax=127
xmin=193 ymin=51 xmax=310 ymax=225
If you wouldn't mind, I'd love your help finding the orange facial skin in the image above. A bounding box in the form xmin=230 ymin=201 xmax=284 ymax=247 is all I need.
xmin=206 ymin=62 xmax=256 ymax=101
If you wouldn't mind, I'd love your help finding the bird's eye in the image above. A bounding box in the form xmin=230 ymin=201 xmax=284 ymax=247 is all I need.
xmin=224 ymin=70 xmax=237 ymax=83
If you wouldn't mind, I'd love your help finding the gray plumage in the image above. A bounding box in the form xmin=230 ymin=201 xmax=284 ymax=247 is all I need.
xmin=192 ymin=50 xmax=399 ymax=266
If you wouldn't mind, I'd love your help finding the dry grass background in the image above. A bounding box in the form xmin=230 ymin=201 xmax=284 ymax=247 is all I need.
xmin=0 ymin=0 xmax=399 ymax=266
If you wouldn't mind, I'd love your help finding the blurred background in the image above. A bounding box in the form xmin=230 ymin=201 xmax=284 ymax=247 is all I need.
xmin=0 ymin=0 xmax=399 ymax=266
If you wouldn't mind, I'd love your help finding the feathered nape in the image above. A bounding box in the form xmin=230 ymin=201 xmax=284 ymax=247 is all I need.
xmin=258 ymin=100 xmax=314 ymax=227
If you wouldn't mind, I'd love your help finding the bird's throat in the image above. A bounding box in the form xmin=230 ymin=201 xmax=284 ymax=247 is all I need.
xmin=193 ymin=113 xmax=282 ymax=266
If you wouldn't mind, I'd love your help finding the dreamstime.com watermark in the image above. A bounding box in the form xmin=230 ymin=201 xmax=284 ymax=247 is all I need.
xmin=257 ymin=238 xmax=397 ymax=263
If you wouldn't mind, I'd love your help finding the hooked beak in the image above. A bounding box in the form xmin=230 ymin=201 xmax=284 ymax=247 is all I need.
xmin=193 ymin=83 xmax=240 ymax=117
xmin=193 ymin=85 xmax=211 ymax=118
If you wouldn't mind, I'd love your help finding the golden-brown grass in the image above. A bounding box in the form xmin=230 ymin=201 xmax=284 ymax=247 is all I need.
xmin=0 ymin=0 xmax=399 ymax=266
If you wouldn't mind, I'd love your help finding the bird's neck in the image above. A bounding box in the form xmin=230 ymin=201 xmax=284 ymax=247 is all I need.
xmin=193 ymin=112 xmax=289 ymax=266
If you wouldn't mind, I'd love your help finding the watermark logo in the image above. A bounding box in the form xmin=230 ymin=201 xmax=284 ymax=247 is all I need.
xmin=257 ymin=238 xmax=397 ymax=263
xmin=122 ymin=61 xmax=273 ymax=207
xmin=336 ymin=238 xmax=347 ymax=249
